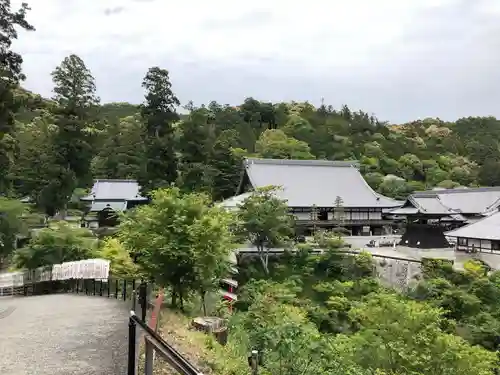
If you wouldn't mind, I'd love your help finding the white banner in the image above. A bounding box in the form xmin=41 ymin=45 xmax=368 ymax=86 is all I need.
xmin=0 ymin=258 xmax=111 ymax=287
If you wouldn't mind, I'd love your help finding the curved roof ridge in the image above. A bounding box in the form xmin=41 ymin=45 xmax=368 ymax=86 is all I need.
xmin=244 ymin=157 xmax=359 ymax=168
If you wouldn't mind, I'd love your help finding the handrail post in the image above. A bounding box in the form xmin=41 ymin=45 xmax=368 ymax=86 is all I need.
xmin=123 ymin=280 xmax=127 ymax=301
xmin=144 ymin=337 xmax=154 ymax=375
xmin=139 ymin=281 xmax=147 ymax=322
xmin=128 ymin=312 xmax=137 ymax=375
xmin=131 ymin=290 xmax=137 ymax=313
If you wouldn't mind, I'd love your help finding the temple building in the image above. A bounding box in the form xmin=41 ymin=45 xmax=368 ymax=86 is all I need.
xmin=445 ymin=211 xmax=500 ymax=254
xmin=221 ymin=158 xmax=402 ymax=235
xmin=391 ymin=187 xmax=500 ymax=248
xmin=81 ymin=179 xmax=148 ymax=229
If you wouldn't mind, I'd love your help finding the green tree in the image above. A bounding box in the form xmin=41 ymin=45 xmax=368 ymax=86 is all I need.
xmin=98 ymin=237 xmax=141 ymax=279
xmin=13 ymin=221 xmax=96 ymax=269
xmin=244 ymin=295 xmax=327 ymax=375
xmin=91 ymin=115 xmax=144 ymax=179
xmin=209 ymin=133 xmax=244 ymax=201
xmin=334 ymin=195 xmax=345 ymax=235
xmin=139 ymin=67 xmax=180 ymax=194
xmin=364 ymin=172 xmax=384 ymax=190
xmin=333 ymin=293 xmax=496 ymax=374
xmin=398 ymin=153 xmax=423 ymax=181
xmin=238 ymin=186 xmax=294 ymax=274
xmin=0 ymin=197 xmax=27 ymax=269
xmin=478 ymin=159 xmax=500 ymax=186
xmin=177 ymin=107 xmax=215 ymax=193
xmin=12 ymin=111 xmax=57 ymax=200
xmin=118 ymin=187 xmax=234 ymax=311
xmin=0 ymin=0 xmax=35 ymax=194
xmin=255 ymin=129 xmax=315 ymax=160
xmin=437 ymin=179 xmax=460 ymax=189
xmin=282 ymin=114 xmax=314 ymax=143
xmin=40 ymin=54 xmax=99 ymax=215
xmin=378 ymin=175 xmax=411 ymax=199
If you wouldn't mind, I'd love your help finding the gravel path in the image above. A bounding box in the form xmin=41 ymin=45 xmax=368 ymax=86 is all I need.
xmin=0 ymin=294 xmax=131 ymax=375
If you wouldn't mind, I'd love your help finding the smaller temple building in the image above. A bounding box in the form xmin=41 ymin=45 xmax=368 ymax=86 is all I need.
xmin=391 ymin=187 xmax=500 ymax=248
xmin=222 ymin=158 xmax=402 ymax=235
xmin=80 ymin=179 xmax=148 ymax=230
xmin=445 ymin=211 xmax=500 ymax=254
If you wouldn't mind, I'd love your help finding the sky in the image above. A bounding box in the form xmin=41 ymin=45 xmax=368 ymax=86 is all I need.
xmin=10 ymin=0 xmax=500 ymax=123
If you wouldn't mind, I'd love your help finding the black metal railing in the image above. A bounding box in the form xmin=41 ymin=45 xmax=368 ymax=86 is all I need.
xmin=128 ymin=310 xmax=204 ymax=375
xmin=9 ymin=274 xmax=150 ymax=322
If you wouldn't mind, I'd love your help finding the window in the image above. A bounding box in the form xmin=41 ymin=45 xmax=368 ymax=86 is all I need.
xmin=318 ymin=211 xmax=328 ymax=221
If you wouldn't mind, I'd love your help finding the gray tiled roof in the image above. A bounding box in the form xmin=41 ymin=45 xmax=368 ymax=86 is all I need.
xmin=445 ymin=211 xmax=500 ymax=240
xmin=396 ymin=187 xmax=500 ymax=215
xmin=81 ymin=179 xmax=147 ymax=201
xmin=239 ymin=158 xmax=401 ymax=208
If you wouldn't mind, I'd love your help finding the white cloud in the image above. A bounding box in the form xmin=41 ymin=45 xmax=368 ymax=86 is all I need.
xmin=13 ymin=0 xmax=465 ymax=67
xmin=9 ymin=0 xmax=500 ymax=121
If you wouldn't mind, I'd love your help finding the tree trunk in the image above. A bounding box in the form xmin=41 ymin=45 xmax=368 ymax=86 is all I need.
xmin=171 ymin=287 xmax=177 ymax=307
xmin=201 ymin=290 xmax=207 ymax=316
xmin=258 ymin=245 xmax=269 ymax=275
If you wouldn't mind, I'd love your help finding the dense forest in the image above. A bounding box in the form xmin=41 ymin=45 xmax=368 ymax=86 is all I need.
xmin=2 ymin=2 xmax=500 ymax=374
xmin=9 ymin=59 xmax=500 ymax=209
xmin=11 ymin=77 xmax=500 ymax=206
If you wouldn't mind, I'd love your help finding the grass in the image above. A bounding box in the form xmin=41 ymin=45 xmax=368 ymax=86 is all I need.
xmin=155 ymin=310 xmax=213 ymax=373
xmin=137 ymin=307 xmax=216 ymax=375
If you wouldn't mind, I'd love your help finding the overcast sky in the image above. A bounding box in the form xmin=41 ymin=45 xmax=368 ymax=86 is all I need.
xmin=11 ymin=0 xmax=500 ymax=123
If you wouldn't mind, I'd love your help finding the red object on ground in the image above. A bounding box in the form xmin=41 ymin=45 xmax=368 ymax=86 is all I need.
xmin=149 ymin=288 xmax=164 ymax=331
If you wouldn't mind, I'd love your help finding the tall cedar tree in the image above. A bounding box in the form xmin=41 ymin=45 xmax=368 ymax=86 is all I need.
xmin=139 ymin=67 xmax=179 ymax=194
xmin=39 ymin=55 xmax=99 ymax=215
xmin=178 ymin=107 xmax=214 ymax=193
xmin=210 ymin=137 xmax=241 ymax=201
xmin=0 ymin=0 xmax=34 ymax=194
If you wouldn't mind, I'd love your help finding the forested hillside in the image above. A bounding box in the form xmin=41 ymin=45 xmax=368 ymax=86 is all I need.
xmin=10 ymin=81 xmax=500 ymax=206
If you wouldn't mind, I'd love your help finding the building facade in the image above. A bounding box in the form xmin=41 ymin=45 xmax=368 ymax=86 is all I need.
xmin=223 ymin=158 xmax=402 ymax=235
xmin=445 ymin=210 xmax=500 ymax=254
xmin=391 ymin=187 xmax=500 ymax=248
xmin=80 ymin=179 xmax=148 ymax=230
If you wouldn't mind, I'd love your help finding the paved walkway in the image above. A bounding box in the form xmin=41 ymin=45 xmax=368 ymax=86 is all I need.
xmin=0 ymin=294 xmax=130 ymax=375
